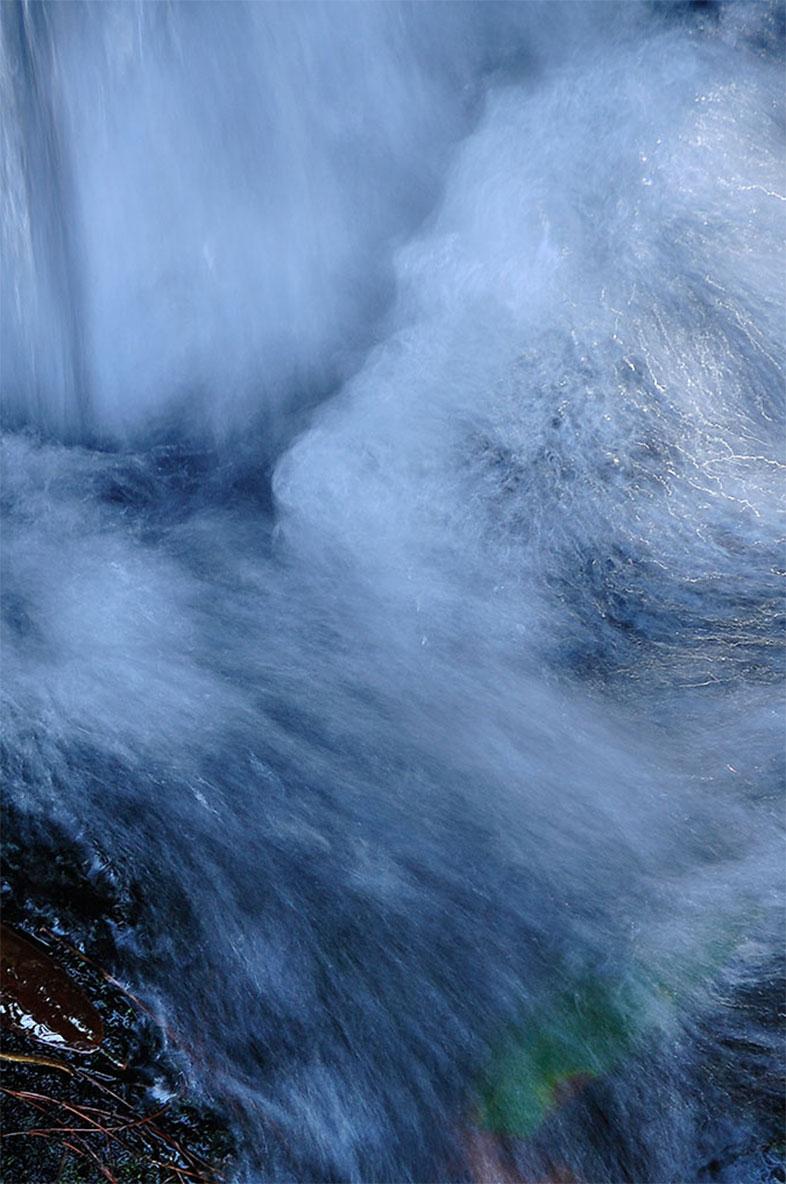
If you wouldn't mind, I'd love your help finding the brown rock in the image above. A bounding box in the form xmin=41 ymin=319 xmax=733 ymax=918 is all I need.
xmin=0 ymin=925 xmax=104 ymax=1053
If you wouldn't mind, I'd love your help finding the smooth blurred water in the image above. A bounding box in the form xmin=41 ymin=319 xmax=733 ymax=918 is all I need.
xmin=1 ymin=2 xmax=784 ymax=1181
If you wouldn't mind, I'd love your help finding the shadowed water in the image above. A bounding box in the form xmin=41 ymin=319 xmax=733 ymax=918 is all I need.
xmin=1 ymin=2 xmax=784 ymax=1181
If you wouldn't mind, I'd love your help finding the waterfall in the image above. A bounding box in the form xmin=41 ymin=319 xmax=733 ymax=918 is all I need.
xmin=2 ymin=3 xmax=783 ymax=1181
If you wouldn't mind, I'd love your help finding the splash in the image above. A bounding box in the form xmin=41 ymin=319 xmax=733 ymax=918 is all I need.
xmin=2 ymin=2 xmax=784 ymax=1180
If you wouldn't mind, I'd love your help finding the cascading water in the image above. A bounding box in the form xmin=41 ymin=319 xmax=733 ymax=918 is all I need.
xmin=1 ymin=2 xmax=784 ymax=1181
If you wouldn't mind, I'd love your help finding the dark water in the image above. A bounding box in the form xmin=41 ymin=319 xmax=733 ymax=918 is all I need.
xmin=1 ymin=2 xmax=784 ymax=1180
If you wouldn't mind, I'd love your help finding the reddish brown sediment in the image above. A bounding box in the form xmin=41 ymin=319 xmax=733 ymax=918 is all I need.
xmin=0 ymin=925 xmax=104 ymax=1054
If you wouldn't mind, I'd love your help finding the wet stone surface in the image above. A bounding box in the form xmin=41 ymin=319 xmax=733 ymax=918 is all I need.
xmin=1 ymin=805 xmax=234 ymax=1184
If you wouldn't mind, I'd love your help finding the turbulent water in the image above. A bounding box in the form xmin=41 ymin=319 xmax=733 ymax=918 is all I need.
xmin=1 ymin=2 xmax=784 ymax=1180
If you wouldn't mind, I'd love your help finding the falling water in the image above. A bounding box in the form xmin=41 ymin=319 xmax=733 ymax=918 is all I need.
xmin=1 ymin=2 xmax=784 ymax=1180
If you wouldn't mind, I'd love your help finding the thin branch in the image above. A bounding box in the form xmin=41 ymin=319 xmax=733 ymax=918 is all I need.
xmin=0 ymin=1050 xmax=73 ymax=1074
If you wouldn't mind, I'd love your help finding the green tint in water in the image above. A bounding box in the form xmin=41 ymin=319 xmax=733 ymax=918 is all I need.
xmin=477 ymin=910 xmax=753 ymax=1139
xmin=477 ymin=976 xmax=640 ymax=1137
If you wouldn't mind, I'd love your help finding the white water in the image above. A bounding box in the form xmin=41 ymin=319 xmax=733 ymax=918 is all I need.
xmin=2 ymin=2 xmax=784 ymax=1180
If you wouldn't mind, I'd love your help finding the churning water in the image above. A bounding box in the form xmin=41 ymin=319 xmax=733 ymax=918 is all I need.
xmin=1 ymin=2 xmax=784 ymax=1180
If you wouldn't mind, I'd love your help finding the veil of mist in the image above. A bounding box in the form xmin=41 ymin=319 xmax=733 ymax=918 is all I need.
xmin=1 ymin=2 xmax=784 ymax=1182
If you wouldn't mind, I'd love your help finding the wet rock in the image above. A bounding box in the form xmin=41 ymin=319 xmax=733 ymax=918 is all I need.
xmin=0 ymin=923 xmax=104 ymax=1053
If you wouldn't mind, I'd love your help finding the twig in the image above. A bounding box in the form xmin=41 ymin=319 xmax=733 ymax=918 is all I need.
xmin=0 ymin=1050 xmax=73 ymax=1074
xmin=61 ymin=1135 xmax=120 ymax=1184
xmin=2 ymin=1084 xmax=220 ymax=1181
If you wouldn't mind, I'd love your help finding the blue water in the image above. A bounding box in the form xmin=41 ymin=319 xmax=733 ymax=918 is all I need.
xmin=1 ymin=2 xmax=784 ymax=1180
